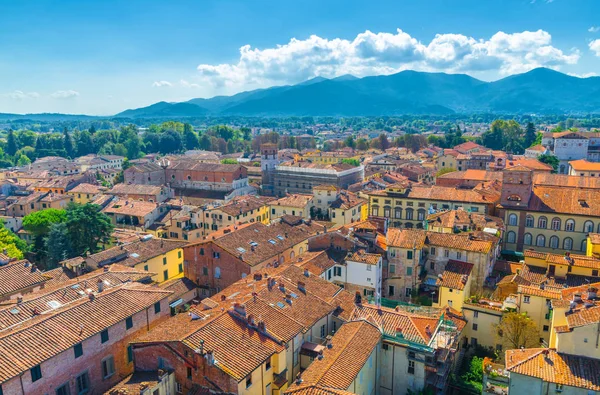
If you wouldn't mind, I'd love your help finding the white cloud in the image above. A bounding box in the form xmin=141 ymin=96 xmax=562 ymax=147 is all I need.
xmin=567 ymin=71 xmax=598 ymax=78
xmin=2 ymin=90 xmax=40 ymax=100
xmin=590 ymin=39 xmax=600 ymax=56
xmin=152 ymin=80 xmax=173 ymax=87
xmin=180 ymin=79 xmax=200 ymax=88
xmin=196 ymin=28 xmax=579 ymax=89
xmin=51 ymin=90 xmax=80 ymax=99
xmin=589 ymin=26 xmax=600 ymax=33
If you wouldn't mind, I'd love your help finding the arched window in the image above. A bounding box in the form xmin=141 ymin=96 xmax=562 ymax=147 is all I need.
xmin=395 ymin=208 xmax=402 ymax=219
xmin=384 ymin=206 xmax=391 ymax=218
xmin=371 ymin=206 xmax=379 ymax=216
xmin=536 ymin=234 xmax=546 ymax=247
xmin=507 ymin=231 xmax=516 ymax=244
xmin=290 ymin=251 xmax=295 ymax=260
xmin=551 ymin=217 xmax=561 ymax=230
xmin=525 ymin=215 xmax=534 ymax=228
xmin=538 ymin=216 xmax=548 ymax=229
xmin=508 ymin=214 xmax=518 ymax=226
xmin=550 ymin=236 xmax=559 ymax=249
xmin=581 ymin=239 xmax=587 ymax=252
xmin=584 ymin=221 xmax=594 ymax=233
xmin=524 ymin=233 xmax=532 ymax=245
xmin=299 ymin=247 xmax=304 ymax=255
xmin=405 ymin=208 xmax=414 ymax=220
xmin=200 ymin=248 xmax=205 ymax=256
xmin=416 ymin=223 xmax=424 ymax=229
xmin=565 ymin=219 xmax=575 ymax=232
xmin=241 ymin=273 xmax=247 ymax=278
xmin=417 ymin=209 xmax=426 ymax=221
xmin=215 ymin=267 xmax=221 ymax=279
xmin=405 ymin=222 xmax=414 ymax=229
xmin=563 ymin=237 xmax=573 ymax=250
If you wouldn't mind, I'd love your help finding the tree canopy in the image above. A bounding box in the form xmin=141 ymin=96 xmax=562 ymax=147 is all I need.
xmin=494 ymin=312 xmax=540 ymax=353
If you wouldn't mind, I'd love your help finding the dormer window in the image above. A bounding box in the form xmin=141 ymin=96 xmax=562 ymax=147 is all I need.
xmin=507 ymin=195 xmax=521 ymax=201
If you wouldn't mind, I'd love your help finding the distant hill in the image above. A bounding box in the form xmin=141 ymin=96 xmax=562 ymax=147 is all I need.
xmin=5 ymin=68 xmax=600 ymax=120
xmin=115 ymin=68 xmax=600 ymax=118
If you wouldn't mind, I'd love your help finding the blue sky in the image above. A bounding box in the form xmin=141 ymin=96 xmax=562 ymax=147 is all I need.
xmin=1 ymin=0 xmax=599 ymax=115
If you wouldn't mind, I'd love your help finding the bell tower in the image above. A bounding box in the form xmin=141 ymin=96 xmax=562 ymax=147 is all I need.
xmin=261 ymin=143 xmax=279 ymax=196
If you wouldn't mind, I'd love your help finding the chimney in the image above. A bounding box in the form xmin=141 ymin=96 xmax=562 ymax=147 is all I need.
xmin=279 ymin=282 xmax=286 ymax=293
xmin=253 ymin=273 xmax=263 ymax=281
xmin=88 ymin=293 xmax=95 ymax=301
xmin=304 ymin=268 xmax=310 ymax=277
xmin=103 ymin=265 xmax=109 ymax=272
xmin=205 ymin=350 xmax=215 ymax=366
xmin=17 ymin=296 xmax=23 ymax=304
xmin=258 ymin=320 xmax=266 ymax=333
xmin=354 ymin=291 xmax=362 ymax=305
xmin=573 ymin=293 xmax=582 ymax=303
xmin=220 ymin=294 xmax=227 ymax=302
xmin=326 ymin=335 xmax=333 ymax=349
xmin=297 ymin=281 xmax=306 ymax=293
xmin=233 ymin=302 xmax=247 ymax=317
xmin=588 ymin=287 xmax=598 ymax=300
xmin=247 ymin=314 xmax=256 ymax=326
xmin=395 ymin=327 xmax=403 ymax=338
xmin=425 ymin=325 xmax=431 ymax=336
xmin=97 ymin=278 xmax=104 ymax=293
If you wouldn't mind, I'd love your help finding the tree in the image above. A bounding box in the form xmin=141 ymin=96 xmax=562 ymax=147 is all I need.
xmin=341 ymin=158 xmax=360 ymax=166
xmin=44 ymin=223 xmax=73 ymax=267
xmin=16 ymin=154 xmax=31 ymax=166
xmin=184 ymin=124 xmax=199 ymax=150
xmin=494 ymin=312 xmax=540 ymax=352
xmin=63 ymin=127 xmax=75 ymax=158
xmin=124 ymin=134 xmax=142 ymax=159
xmin=23 ymin=209 xmax=67 ymax=238
xmin=6 ymin=129 xmax=17 ymax=156
xmin=356 ymin=138 xmax=369 ymax=151
xmin=538 ymin=154 xmax=559 ymax=173
xmin=220 ymin=158 xmax=238 ymax=164
xmin=65 ymin=203 xmax=113 ymax=256
xmin=76 ymin=130 xmax=95 ymax=156
xmin=199 ymin=134 xmax=211 ymax=150
xmin=378 ymin=133 xmax=391 ymax=150
xmin=436 ymin=168 xmax=455 ymax=177
xmin=158 ymin=130 xmax=183 ymax=154
xmin=344 ymin=135 xmax=356 ymax=149
xmin=89 ymin=125 xmax=97 ymax=134
xmin=524 ymin=122 xmax=537 ymax=147
xmin=0 ymin=225 xmax=26 ymax=259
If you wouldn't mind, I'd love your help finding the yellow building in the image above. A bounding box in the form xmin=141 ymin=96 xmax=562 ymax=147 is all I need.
xmin=568 ymin=159 xmax=600 ymax=177
xmin=199 ymin=195 xmax=273 ymax=236
xmin=436 ymin=151 xmax=459 ymax=171
xmin=515 ymin=285 xmax=561 ymax=345
xmin=462 ymin=299 xmax=504 ymax=348
xmin=73 ymin=237 xmax=187 ymax=284
xmin=66 ymin=183 xmax=102 ymax=204
xmin=269 ymin=194 xmax=314 ymax=219
xmin=368 ymin=183 xmax=498 ymax=229
xmin=433 ymin=260 xmax=473 ymax=311
xmin=296 ymin=149 xmax=361 ymax=165
xmin=329 ymin=191 xmax=367 ymax=226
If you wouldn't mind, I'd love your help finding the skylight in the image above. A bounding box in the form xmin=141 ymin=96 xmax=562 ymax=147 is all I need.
xmin=277 ymin=235 xmax=284 ymax=241
xmin=249 ymin=241 xmax=258 ymax=247
xmin=47 ymin=300 xmax=62 ymax=309
xmin=268 ymin=239 xmax=276 ymax=245
xmin=276 ymin=302 xmax=286 ymax=309
xmin=9 ymin=308 xmax=19 ymax=315
xmin=130 ymin=253 xmax=140 ymax=258
xmin=237 ymin=247 xmax=247 ymax=253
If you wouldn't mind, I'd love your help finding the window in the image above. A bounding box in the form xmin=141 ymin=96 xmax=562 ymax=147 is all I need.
xmin=406 ymin=267 xmax=413 ymax=276
xmin=102 ymin=356 xmax=115 ymax=379
xmin=31 ymin=365 xmax=42 ymax=382
xmin=593 ymin=270 xmax=598 ymax=277
xmin=388 ymin=285 xmax=395 ymax=296
xmin=444 ymin=249 xmax=449 ymax=258
xmin=163 ymin=269 xmax=169 ymax=281
xmin=187 ymin=367 xmax=192 ymax=379
xmin=405 ymin=288 xmax=412 ymax=297
xmin=543 ymin=325 xmax=549 ymax=332
xmin=508 ymin=214 xmax=518 ymax=226
xmin=266 ymin=359 xmax=271 ymax=371
xmin=472 ymin=323 xmax=478 ymax=331
xmin=163 ymin=257 xmax=167 ymax=265
xmin=176 ymin=382 xmax=183 ymax=393
xmin=154 ymin=302 xmax=161 ymax=314
xmin=101 ymin=329 xmax=109 ymax=343
xmin=199 ymin=248 xmax=204 ymax=256
xmin=76 ymin=371 xmax=90 ymax=394
xmin=506 ymin=231 xmax=516 ymax=244
xmin=405 ymin=208 xmax=413 ymax=220
xmin=565 ymin=219 xmax=575 ymax=232
xmin=538 ymin=216 xmax=547 ymax=229
xmin=320 ymin=324 xmax=326 ymax=338
xmin=74 ymin=343 xmax=83 ymax=358
xmin=246 ymin=376 xmax=252 ymax=389
xmin=550 ymin=236 xmax=559 ymax=249
xmin=366 ymin=265 xmax=372 ymax=271
xmin=584 ymin=221 xmax=594 ymax=233
xmin=524 ymin=233 xmax=532 ymax=246
xmin=525 ymin=215 xmax=534 ymax=227
xmin=328 ymin=269 xmax=332 ymax=280
xmin=334 ymin=267 xmax=342 ymax=276
xmin=474 ymin=311 xmax=479 ymax=318
xmin=215 ymin=267 xmax=221 ymax=279
xmin=524 ymin=296 xmax=530 ymax=304
xmin=536 ymin=234 xmax=546 ymax=247
xmin=430 ymin=261 xmax=435 ymax=270
xmin=127 ymin=345 xmax=133 ymax=363
xmin=408 ymin=360 xmax=415 ymax=374
xmin=551 ymin=217 xmax=561 ymax=230
xmin=389 ymin=264 xmax=395 ymax=274
xmin=144 ymin=265 xmax=149 ymax=271
xmin=563 ymin=237 xmax=573 ymax=251
xmin=457 ymin=252 xmax=462 ymax=260
xmin=178 ymin=263 xmax=183 ymax=273
xmin=430 ymin=247 xmax=436 ymax=255
xmin=407 ymin=251 xmax=413 ymax=259
xmin=395 ymin=208 xmax=402 ymax=219
xmin=126 ymin=316 xmax=133 ymax=330
xmin=56 ymin=383 xmax=70 ymax=395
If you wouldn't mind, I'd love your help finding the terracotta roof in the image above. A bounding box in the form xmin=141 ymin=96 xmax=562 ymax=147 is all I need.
xmin=68 ymin=183 xmax=102 ymax=194
xmin=569 ymin=159 xmax=600 ymax=172
xmin=437 ymin=260 xmax=474 ymax=290
xmin=590 ymin=233 xmax=600 ymax=245
xmin=83 ymin=238 xmax=187 ymax=269
xmin=109 ymin=183 xmax=164 ymax=196
xmin=506 ymin=348 xmax=600 ymax=391
xmin=294 ymin=250 xmax=340 ymax=276
xmin=0 ymin=283 xmax=171 ymax=383
xmin=524 ymin=250 xmax=600 ymax=270
xmin=104 ymin=371 xmax=163 ymax=395
xmin=532 ymin=173 xmax=600 ymax=189
xmin=387 ymin=228 xmax=427 ymax=249
xmin=210 ymin=219 xmax=323 ymax=267
xmin=168 ymin=161 xmax=242 ymax=173
xmin=427 ymin=209 xmax=504 ymax=231
xmin=566 ymin=305 xmax=600 ymax=329
xmin=388 ymin=229 xmax=496 ymax=253
xmin=527 ymin=144 xmax=546 ymax=152
xmin=215 ymin=195 xmax=273 ymax=217
xmin=271 ymin=194 xmax=314 ymax=209
xmin=518 ymin=285 xmax=561 ymax=299
xmin=453 ymin=141 xmax=486 ymax=153
xmin=346 ymin=250 xmax=381 ymax=265
xmin=313 ymin=185 xmax=339 ymax=191
xmin=286 ymin=320 xmax=381 ymax=392
xmin=102 ymin=199 xmax=160 ymax=217
xmin=285 ymin=386 xmax=355 ymax=395
xmin=329 ymin=192 xmax=365 ymax=210
xmin=404 ymin=185 xmax=498 ymax=204
xmin=159 ymin=277 xmax=197 ymax=302
xmin=505 ymin=157 xmax=552 ymax=172
xmin=526 ymin=186 xmax=600 ymax=217
xmin=0 ymin=260 xmax=50 ymax=298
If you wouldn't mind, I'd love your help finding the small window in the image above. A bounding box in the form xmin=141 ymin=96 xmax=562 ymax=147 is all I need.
xmin=154 ymin=302 xmax=161 ymax=314
xmin=178 ymin=263 xmax=183 ymax=273
xmin=127 ymin=345 xmax=133 ymax=363
xmin=74 ymin=343 xmax=83 ymax=358
xmin=524 ymin=296 xmax=530 ymax=304
xmin=543 ymin=325 xmax=549 ymax=332
xmin=474 ymin=311 xmax=479 ymax=318
xmin=163 ymin=269 xmax=169 ymax=281
xmin=407 ymin=251 xmax=413 ymax=259
xmin=178 ymin=251 xmax=182 ymax=259
xmin=126 ymin=316 xmax=133 ymax=330
xmin=472 ymin=323 xmax=478 ymax=331
xmin=56 ymin=383 xmax=70 ymax=395
xmin=101 ymin=329 xmax=109 ymax=343
xmin=76 ymin=372 xmax=90 ymax=394
xmin=266 ymin=359 xmax=271 ymax=371
xmin=102 ymin=356 xmax=115 ymax=379
xmin=246 ymin=376 xmax=253 ymax=389
xmin=30 ymin=365 xmax=42 ymax=382
xmin=163 ymin=257 xmax=167 ymax=265
xmin=187 ymin=366 xmax=192 ymax=379
xmin=408 ymin=360 xmax=415 ymax=374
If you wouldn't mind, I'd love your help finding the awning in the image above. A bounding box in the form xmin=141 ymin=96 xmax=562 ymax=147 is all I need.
xmin=169 ymin=298 xmax=183 ymax=308
xmin=423 ymin=277 xmax=438 ymax=286
xmin=501 ymin=250 xmax=524 ymax=257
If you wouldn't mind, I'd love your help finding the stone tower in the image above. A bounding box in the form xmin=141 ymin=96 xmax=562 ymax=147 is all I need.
xmin=261 ymin=143 xmax=279 ymax=196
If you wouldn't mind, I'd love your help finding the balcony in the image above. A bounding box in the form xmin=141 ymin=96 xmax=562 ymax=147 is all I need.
xmin=273 ymin=369 xmax=288 ymax=388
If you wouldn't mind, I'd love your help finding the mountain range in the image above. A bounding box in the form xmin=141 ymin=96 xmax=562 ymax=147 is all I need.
xmin=116 ymin=68 xmax=600 ymax=117
xmin=3 ymin=68 xmax=600 ymax=120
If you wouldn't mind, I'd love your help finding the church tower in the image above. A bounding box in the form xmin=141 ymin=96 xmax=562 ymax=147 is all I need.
xmin=261 ymin=143 xmax=279 ymax=196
